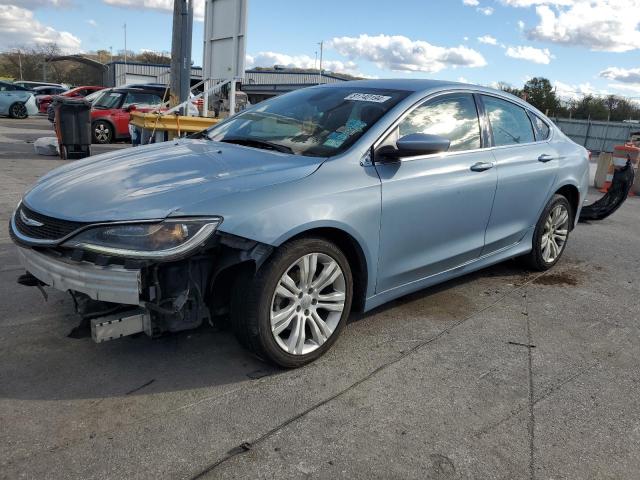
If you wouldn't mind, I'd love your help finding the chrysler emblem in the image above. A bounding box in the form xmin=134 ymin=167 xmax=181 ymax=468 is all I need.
xmin=19 ymin=209 xmax=44 ymax=227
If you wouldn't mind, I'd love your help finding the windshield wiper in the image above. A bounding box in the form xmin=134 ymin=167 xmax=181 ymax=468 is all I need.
xmin=219 ymin=137 xmax=294 ymax=154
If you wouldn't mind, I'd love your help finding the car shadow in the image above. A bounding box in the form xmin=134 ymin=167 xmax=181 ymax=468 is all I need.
xmin=1 ymin=259 xmax=531 ymax=402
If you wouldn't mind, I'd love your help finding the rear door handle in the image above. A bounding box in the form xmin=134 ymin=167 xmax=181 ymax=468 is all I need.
xmin=470 ymin=162 xmax=494 ymax=172
xmin=538 ymin=154 xmax=554 ymax=163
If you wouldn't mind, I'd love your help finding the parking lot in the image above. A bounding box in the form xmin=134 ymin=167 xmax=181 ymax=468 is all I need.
xmin=1 ymin=115 xmax=639 ymax=479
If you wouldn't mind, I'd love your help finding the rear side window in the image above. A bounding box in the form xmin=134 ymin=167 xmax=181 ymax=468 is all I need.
xmin=123 ymin=92 xmax=163 ymax=108
xmin=398 ymin=93 xmax=481 ymax=152
xmin=482 ymin=95 xmax=535 ymax=146
xmin=528 ymin=111 xmax=551 ymax=141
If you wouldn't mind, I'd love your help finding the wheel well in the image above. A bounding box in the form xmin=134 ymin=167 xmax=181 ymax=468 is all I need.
xmin=287 ymin=227 xmax=368 ymax=312
xmin=555 ymin=185 xmax=580 ymax=226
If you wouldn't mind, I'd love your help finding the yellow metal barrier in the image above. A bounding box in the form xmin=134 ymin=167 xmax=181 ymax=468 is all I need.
xmin=129 ymin=112 xmax=220 ymax=135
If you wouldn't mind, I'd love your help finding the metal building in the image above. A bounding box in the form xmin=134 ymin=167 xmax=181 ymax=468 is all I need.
xmin=103 ymin=61 xmax=203 ymax=87
xmin=242 ymin=69 xmax=349 ymax=103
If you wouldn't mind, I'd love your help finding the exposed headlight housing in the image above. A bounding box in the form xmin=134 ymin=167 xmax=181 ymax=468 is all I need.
xmin=62 ymin=217 xmax=222 ymax=260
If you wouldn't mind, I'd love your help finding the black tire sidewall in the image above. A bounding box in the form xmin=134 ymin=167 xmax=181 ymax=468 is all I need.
xmin=530 ymin=194 xmax=572 ymax=270
xmin=253 ymin=239 xmax=353 ymax=368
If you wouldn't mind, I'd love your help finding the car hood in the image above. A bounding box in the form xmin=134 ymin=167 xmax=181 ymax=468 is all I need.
xmin=23 ymin=139 xmax=324 ymax=222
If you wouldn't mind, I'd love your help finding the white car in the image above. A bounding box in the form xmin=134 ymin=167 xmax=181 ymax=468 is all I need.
xmin=0 ymin=81 xmax=38 ymax=119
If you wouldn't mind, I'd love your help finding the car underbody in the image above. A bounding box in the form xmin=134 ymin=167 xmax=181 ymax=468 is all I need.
xmin=15 ymin=232 xmax=273 ymax=342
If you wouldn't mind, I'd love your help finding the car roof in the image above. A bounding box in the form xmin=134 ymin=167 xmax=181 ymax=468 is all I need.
xmin=319 ymin=78 xmax=544 ymax=116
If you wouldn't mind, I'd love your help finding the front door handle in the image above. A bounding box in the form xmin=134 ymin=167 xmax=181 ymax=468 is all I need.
xmin=538 ymin=154 xmax=554 ymax=163
xmin=470 ymin=162 xmax=494 ymax=172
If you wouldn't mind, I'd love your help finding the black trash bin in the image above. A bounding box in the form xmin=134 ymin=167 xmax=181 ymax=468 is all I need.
xmin=53 ymin=97 xmax=91 ymax=160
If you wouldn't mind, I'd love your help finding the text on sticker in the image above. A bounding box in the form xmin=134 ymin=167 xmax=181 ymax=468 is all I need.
xmin=344 ymin=93 xmax=392 ymax=103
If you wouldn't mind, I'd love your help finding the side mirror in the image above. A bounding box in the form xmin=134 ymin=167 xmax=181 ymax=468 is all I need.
xmin=378 ymin=133 xmax=451 ymax=161
xmin=125 ymin=104 xmax=137 ymax=112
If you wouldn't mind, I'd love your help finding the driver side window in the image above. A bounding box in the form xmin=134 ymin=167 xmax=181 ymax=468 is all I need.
xmin=398 ymin=93 xmax=482 ymax=152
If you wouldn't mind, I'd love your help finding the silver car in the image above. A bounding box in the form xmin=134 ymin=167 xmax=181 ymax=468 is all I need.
xmin=10 ymin=80 xmax=590 ymax=367
xmin=0 ymin=81 xmax=38 ymax=119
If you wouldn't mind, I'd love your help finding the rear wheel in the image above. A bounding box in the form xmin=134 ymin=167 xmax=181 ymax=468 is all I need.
xmin=9 ymin=102 xmax=28 ymax=119
xmin=92 ymin=121 xmax=113 ymax=144
xmin=524 ymin=194 xmax=572 ymax=271
xmin=232 ymin=238 xmax=353 ymax=368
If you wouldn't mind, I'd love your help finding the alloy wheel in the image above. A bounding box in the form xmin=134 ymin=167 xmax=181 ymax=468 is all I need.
xmin=94 ymin=123 xmax=111 ymax=143
xmin=541 ymin=203 xmax=569 ymax=263
xmin=11 ymin=103 xmax=27 ymax=119
xmin=270 ymin=252 xmax=346 ymax=355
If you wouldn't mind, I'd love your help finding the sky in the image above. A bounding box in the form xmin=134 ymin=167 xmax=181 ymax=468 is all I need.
xmin=2 ymin=0 xmax=640 ymax=100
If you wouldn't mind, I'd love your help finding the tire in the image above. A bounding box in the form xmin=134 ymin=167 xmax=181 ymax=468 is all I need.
xmin=523 ymin=194 xmax=573 ymax=271
xmin=232 ymin=237 xmax=353 ymax=368
xmin=9 ymin=102 xmax=28 ymax=119
xmin=92 ymin=121 xmax=113 ymax=144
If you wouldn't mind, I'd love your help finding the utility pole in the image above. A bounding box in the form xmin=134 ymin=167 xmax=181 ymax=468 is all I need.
xmin=18 ymin=50 xmax=23 ymax=80
xmin=170 ymin=0 xmax=194 ymax=114
xmin=123 ymin=23 xmax=128 ymax=66
xmin=109 ymin=46 xmax=113 ymax=63
xmin=317 ymin=40 xmax=323 ymax=85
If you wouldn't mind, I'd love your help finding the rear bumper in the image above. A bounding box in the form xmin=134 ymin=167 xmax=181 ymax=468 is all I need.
xmin=16 ymin=246 xmax=141 ymax=305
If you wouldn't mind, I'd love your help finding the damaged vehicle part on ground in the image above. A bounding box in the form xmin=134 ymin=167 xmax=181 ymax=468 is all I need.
xmin=579 ymin=159 xmax=635 ymax=222
xmin=10 ymin=80 xmax=591 ymax=367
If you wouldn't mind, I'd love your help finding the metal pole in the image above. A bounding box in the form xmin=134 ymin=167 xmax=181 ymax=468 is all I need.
xmin=170 ymin=0 xmax=194 ymax=115
xmin=229 ymin=79 xmax=236 ymax=116
xmin=583 ymin=115 xmax=592 ymax=148
xmin=317 ymin=40 xmax=323 ymax=85
xmin=123 ymin=24 xmax=127 ymax=66
xmin=18 ymin=51 xmax=23 ymax=80
xmin=601 ymin=114 xmax=610 ymax=153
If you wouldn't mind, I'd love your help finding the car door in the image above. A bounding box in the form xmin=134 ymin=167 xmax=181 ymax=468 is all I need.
xmin=374 ymin=92 xmax=498 ymax=293
xmin=479 ymin=95 xmax=559 ymax=254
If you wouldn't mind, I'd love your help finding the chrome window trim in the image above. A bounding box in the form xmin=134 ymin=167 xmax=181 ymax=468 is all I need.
xmin=372 ymin=88 xmax=556 ymax=163
xmin=478 ymin=92 xmax=556 ymax=145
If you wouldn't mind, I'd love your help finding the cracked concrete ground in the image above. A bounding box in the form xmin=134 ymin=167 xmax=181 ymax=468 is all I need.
xmin=1 ymin=116 xmax=639 ymax=479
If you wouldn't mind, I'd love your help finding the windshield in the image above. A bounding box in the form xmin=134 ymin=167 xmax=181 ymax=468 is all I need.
xmin=206 ymin=86 xmax=410 ymax=157
xmin=94 ymin=91 xmax=123 ymax=109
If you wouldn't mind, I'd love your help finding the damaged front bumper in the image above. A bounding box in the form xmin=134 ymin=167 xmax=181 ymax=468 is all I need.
xmin=14 ymin=232 xmax=273 ymax=344
xmin=17 ymin=246 xmax=142 ymax=305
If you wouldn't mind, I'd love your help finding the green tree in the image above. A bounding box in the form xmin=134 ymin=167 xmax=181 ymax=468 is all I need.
xmin=522 ymin=77 xmax=559 ymax=115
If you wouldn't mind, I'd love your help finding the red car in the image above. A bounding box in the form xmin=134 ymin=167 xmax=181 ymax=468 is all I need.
xmin=90 ymin=87 xmax=167 ymax=143
xmin=37 ymin=85 xmax=104 ymax=114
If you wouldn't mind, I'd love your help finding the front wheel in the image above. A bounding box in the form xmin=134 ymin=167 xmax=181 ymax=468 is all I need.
xmin=9 ymin=102 xmax=28 ymax=119
xmin=92 ymin=121 xmax=113 ymax=144
xmin=524 ymin=194 xmax=572 ymax=271
xmin=232 ymin=238 xmax=353 ymax=368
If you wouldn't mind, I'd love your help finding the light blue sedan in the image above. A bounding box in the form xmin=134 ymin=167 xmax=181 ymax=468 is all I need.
xmin=0 ymin=81 xmax=38 ymax=118
xmin=10 ymin=79 xmax=589 ymax=367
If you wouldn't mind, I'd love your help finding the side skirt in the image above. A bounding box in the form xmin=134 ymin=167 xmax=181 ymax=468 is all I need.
xmin=363 ymin=227 xmax=534 ymax=312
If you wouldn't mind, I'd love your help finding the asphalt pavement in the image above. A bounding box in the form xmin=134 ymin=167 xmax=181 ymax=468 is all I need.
xmin=1 ymin=115 xmax=639 ymax=479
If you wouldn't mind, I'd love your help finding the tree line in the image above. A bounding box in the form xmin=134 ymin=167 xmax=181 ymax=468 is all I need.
xmin=498 ymin=77 xmax=640 ymax=122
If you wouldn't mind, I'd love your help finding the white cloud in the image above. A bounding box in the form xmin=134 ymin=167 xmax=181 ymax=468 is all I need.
xmin=517 ymin=20 xmax=525 ymax=30
xmin=0 ymin=0 xmax=71 ymax=7
xmin=328 ymin=34 xmax=487 ymax=73
xmin=87 ymin=19 xmax=97 ymax=27
xmin=501 ymin=0 xmax=640 ymax=52
xmin=463 ymin=0 xmax=480 ymax=5
xmin=246 ymin=52 xmax=360 ymax=75
xmin=599 ymin=67 xmax=640 ymax=85
xmin=0 ymin=4 xmax=81 ymax=52
xmin=553 ymin=80 xmax=608 ymax=100
xmin=477 ymin=6 xmax=494 ymax=15
xmin=478 ymin=35 xmax=498 ymax=45
xmin=505 ymin=45 xmax=554 ymax=64
xmin=102 ymin=0 xmax=206 ymax=21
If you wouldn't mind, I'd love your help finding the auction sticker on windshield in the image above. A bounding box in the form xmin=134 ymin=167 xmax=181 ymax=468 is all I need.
xmin=344 ymin=93 xmax=392 ymax=103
